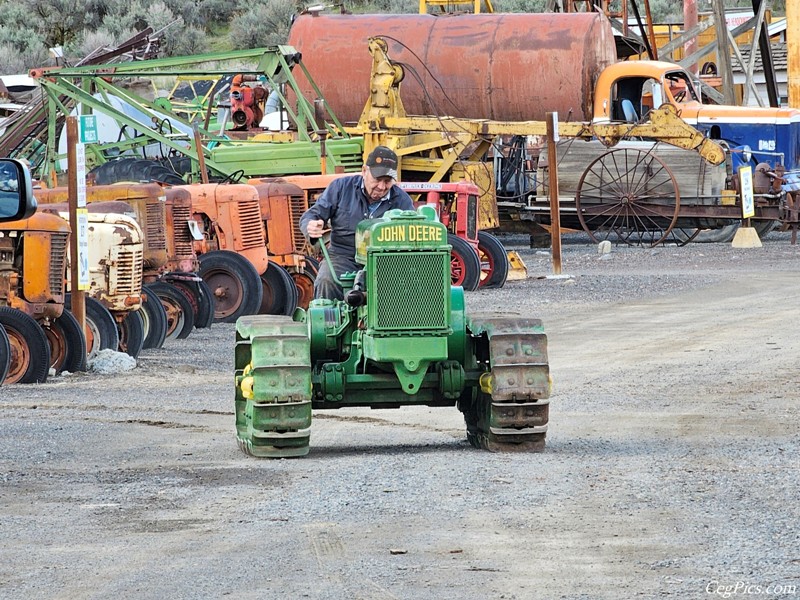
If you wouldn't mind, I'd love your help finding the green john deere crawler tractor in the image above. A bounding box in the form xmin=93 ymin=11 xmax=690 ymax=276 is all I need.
xmin=234 ymin=207 xmax=551 ymax=457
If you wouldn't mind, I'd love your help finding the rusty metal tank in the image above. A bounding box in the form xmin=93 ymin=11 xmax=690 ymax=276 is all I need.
xmin=287 ymin=12 xmax=617 ymax=124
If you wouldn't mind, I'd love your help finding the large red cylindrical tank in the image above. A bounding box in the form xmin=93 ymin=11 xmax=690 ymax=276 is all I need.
xmin=287 ymin=12 xmax=617 ymax=124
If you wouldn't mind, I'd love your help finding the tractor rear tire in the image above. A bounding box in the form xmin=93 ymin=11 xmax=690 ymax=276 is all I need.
xmin=141 ymin=285 xmax=169 ymax=349
xmin=260 ymin=262 xmax=299 ymax=316
xmin=146 ymin=281 xmax=195 ymax=340
xmin=88 ymin=157 xmax=185 ymax=186
xmin=754 ymin=219 xmax=778 ymax=239
xmin=42 ymin=309 xmax=87 ymax=374
xmin=65 ymin=295 xmax=120 ymax=361
xmin=199 ymin=250 xmax=263 ymax=323
xmin=0 ymin=324 xmax=10 ymax=385
xmin=119 ymin=309 xmax=146 ymax=358
xmin=291 ymin=268 xmax=316 ymax=310
xmin=448 ymin=234 xmax=481 ymax=292
xmin=477 ymin=231 xmax=510 ymax=289
xmin=0 ymin=307 xmax=50 ymax=384
xmin=170 ymin=278 xmax=215 ymax=329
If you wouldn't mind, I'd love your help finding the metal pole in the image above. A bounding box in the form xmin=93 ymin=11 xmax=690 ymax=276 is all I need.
xmin=66 ymin=117 xmax=86 ymax=340
xmin=546 ymin=112 xmax=562 ymax=275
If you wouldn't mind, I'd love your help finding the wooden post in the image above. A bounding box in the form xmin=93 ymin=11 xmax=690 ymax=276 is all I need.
xmin=711 ymin=0 xmax=736 ymax=105
xmin=683 ymin=0 xmax=699 ymax=74
xmin=788 ymin=0 xmax=800 ymax=108
xmin=192 ymin=122 xmax=209 ymax=184
xmin=66 ymin=117 xmax=86 ymax=338
xmin=546 ymin=112 xmax=562 ymax=275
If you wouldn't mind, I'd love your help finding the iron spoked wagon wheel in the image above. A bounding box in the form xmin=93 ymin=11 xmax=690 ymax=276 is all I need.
xmin=575 ymin=148 xmax=681 ymax=247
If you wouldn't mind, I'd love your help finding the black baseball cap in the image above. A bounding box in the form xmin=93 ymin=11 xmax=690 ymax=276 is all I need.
xmin=366 ymin=146 xmax=398 ymax=179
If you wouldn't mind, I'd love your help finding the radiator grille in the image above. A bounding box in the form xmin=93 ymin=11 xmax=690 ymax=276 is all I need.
xmin=49 ymin=232 xmax=68 ymax=296
xmin=373 ymin=252 xmax=448 ymax=331
xmin=171 ymin=203 xmax=194 ymax=259
xmin=146 ymin=201 xmax=167 ymax=251
xmin=288 ymin=192 xmax=308 ymax=253
xmin=112 ymin=248 xmax=144 ymax=295
xmin=235 ymin=200 xmax=265 ymax=249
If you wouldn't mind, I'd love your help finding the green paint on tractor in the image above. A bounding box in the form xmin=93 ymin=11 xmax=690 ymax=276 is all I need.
xmin=235 ymin=207 xmax=551 ymax=457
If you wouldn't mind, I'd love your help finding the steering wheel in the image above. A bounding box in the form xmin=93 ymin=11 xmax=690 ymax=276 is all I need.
xmin=219 ymin=169 xmax=245 ymax=184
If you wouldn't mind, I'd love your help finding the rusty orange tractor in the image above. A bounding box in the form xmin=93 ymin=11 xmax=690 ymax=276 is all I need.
xmin=0 ymin=211 xmax=87 ymax=383
xmin=35 ymin=182 xmax=210 ymax=344
xmin=171 ymin=182 xmax=300 ymax=320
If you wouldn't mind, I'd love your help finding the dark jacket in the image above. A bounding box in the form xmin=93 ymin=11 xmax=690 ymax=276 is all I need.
xmin=299 ymin=174 xmax=414 ymax=258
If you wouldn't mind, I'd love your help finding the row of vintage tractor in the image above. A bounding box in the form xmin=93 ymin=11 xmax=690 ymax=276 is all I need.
xmin=0 ymin=162 xmax=505 ymax=385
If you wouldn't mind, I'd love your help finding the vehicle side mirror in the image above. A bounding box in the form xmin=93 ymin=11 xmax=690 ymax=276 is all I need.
xmin=0 ymin=159 xmax=36 ymax=222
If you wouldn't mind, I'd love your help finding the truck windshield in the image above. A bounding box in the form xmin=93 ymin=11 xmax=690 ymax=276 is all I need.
xmin=664 ymin=72 xmax=699 ymax=103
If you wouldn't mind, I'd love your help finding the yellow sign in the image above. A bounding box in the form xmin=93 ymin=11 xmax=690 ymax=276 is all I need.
xmin=739 ymin=166 xmax=755 ymax=219
xmin=76 ymin=208 xmax=90 ymax=291
xmin=375 ymin=224 xmax=443 ymax=243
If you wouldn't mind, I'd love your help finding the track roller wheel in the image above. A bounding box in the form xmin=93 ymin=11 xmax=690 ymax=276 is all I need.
xmin=235 ymin=315 xmax=313 ymax=458
xmin=0 ymin=307 xmax=51 ymax=384
xmin=460 ymin=313 xmax=551 ymax=452
xmin=448 ymin=234 xmax=481 ymax=292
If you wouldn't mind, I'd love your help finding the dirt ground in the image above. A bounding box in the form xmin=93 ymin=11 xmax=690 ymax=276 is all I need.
xmin=1 ymin=234 xmax=799 ymax=599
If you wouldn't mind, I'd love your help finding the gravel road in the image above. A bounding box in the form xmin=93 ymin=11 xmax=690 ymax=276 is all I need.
xmin=1 ymin=230 xmax=799 ymax=599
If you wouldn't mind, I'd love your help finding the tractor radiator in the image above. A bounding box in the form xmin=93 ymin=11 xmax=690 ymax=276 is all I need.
xmin=372 ymin=252 xmax=449 ymax=331
xmin=233 ymin=200 xmax=265 ymax=250
xmin=49 ymin=232 xmax=68 ymax=298
xmin=288 ymin=191 xmax=309 ymax=253
xmin=110 ymin=246 xmax=144 ymax=296
xmin=170 ymin=203 xmax=194 ymax=260
xmin=145 ymin=200 xmax=167 ymax=251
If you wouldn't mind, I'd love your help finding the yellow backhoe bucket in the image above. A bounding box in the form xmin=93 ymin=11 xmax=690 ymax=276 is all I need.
xmin=506 ymin=250 xmax=528 ymax=281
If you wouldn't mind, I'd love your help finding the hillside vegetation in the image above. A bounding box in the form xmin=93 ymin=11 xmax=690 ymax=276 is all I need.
xmin=0 ymin=0 xmax=780 ymax=75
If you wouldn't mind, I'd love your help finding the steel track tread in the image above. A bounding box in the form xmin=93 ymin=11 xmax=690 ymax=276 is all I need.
xmin=466 ymin=313 xmax=551 ymax=452
xmin=235 ymin=315 xmax=312 ymax=458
